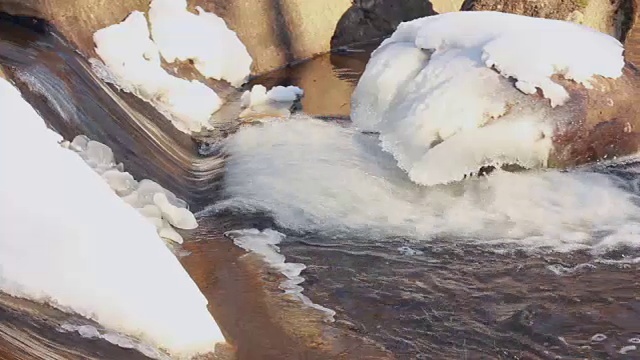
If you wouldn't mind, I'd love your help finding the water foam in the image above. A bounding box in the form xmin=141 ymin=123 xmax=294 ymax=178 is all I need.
xmin=209 ymin=117 xmax=640 ymax=254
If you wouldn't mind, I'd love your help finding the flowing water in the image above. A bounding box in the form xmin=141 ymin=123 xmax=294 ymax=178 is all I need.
xmin=2 ymin=15 xmax=640 ymax=360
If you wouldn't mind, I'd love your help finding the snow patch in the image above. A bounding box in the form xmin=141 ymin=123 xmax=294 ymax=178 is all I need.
xmin=149 ymin=0 xmax=252 ymax=87
xmin=67 ymin=135 xmax=197 ymax=245
xmin=352 ymin=11 xmax=624 ymax=186
xmin=93 ymin=11 xmax=221 ymax=133
xmin=0 ymin=78 xmax=224 ymax=358
xmin=240 ymin=85 xmax=304 ymax=118
xmin=225 ymin=229 xmax=336 ymax=321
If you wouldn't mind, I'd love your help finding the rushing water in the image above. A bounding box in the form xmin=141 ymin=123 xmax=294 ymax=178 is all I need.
xmin=2 ymin=15 xmax=640 ymax=360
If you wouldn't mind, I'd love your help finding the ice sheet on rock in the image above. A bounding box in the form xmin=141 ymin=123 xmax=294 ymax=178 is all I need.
xmin=149 ymin=0 xmax=252 ymax=87
xmin=93 ymin=11 xmax=221 ymax=133
xmin=225 ymin=228 xmax=336 ymax=321
xmin=0 ymin=78 xmax=223 ymax=357
xmin=352 ymin=11 xmax=624 ymax=186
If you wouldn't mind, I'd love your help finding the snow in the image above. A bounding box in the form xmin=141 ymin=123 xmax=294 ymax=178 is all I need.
xmin=210 ymin=116 xmax=640 ymax=253
xmin=93 ymin=11 xmax=221 ymax=134
xmin=352 ymin=11 xmax=624 ymax=186
xmin=149 ymin=0 xmax=252 ymax=87
xmin=0 ymin=78 xmax=224 ymax=358
xmin=240 ymin=85 xmax=304 ymax=118
xmin=225 ymin=228 xmax=336 ymax=321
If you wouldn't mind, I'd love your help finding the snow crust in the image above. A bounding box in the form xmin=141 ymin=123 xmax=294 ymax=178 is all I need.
xmin=93 ymin=11 xmax=221 ymax=133
xmin=149 ymin=0 xmax=252 ymax=87
xmin=240 ymin=85 xmax=304 ymax=118
xmin=0 ymin=78 xmax=224 ymax=358
xmin=352 ymin=11 xmax=624 ymax=186
xmin=225 ymin=229 xmax=336 ymax=321
xmin=211 ymin=117 xmax=640 ymax=254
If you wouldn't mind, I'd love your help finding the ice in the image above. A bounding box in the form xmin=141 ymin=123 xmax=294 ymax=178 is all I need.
xmin=225 ymin=229 xmax=336 ymax=321
xmin=149 ymin=0 xmax=252 ymax=87
xmin=153 ymin=193 xmax=198 ymax=230
xmin=93 ymin=11 xmax=221 ymax=133
xmin=240 ymin=85 xmax=304 ymax=119
xmin=352 ymin=11 xmax=624 ymax=186
xmin=210 ymin=117 xmax=640 ymax=253
xmin=0 ymin=78 xmax=223 ymax=357
xmin=101 ymin=169 xmax=138 ymax=196
xmin=619 ymin=345 xmax=637 ymax=354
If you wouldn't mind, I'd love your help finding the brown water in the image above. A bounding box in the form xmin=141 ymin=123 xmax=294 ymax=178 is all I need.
xmin=2 ymin=14 xmax=640 ymax=360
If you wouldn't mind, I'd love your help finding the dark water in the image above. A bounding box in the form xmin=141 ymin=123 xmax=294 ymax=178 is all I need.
xmin=2 ymin=15 xmax=640 ymax=360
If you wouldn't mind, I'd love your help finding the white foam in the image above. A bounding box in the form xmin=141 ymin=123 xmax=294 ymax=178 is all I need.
xmin=225 ymin=229 xmax=336 ymax=321
xmin=149 ymin=0 xmax=252 ymax=87
xmin=210 ymin=117 xmax=640 ymax=254
xmin=352 ymin=11 xmax=624 ymax=186
xmin=0 ymin=78 xmax=224 ymax=357
xmin=93 ymin=11 xmax=221 ymax=133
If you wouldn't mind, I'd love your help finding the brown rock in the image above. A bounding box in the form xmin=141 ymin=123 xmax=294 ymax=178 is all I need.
xmin=0 ymin=0 xmax=355 ymax=75
xmin=547 ymin=62 xmax=640 ymax=167
xmin=462 ymin=0 xmax=634 ymax=39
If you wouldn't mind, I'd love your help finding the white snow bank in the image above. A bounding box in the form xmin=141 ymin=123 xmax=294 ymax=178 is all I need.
xmin=352 ymin=11 xmax=624 ymax=186
xmin=93 ymin=11 xmax=221 ymax=134
xmin=67 ymin=135 xmax=198 ymax=245
xmin=240 ymin=85 xmax=304 ymax=118
xmin=0 ymin=78 xmax=224 ymax=358
xmin=225 ymin=229 xmax=336 ymax=321
xmin=149 ymin=0 xmax=252 ymax=87
xmin=210 ymin=117 xmax=640 ymax=253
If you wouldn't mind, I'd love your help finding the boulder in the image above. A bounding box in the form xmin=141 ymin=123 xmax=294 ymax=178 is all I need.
xmin=461 ymin=0 xmax=634 ymax=39
xmin=0 ymin=0 xmax=354 ymax=75
xmin=331 ymin=0 xmax=437 ymax=48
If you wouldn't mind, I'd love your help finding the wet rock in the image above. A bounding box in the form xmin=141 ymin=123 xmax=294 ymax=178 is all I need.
xmin=461 ymin=0 xmax=634 ymax=39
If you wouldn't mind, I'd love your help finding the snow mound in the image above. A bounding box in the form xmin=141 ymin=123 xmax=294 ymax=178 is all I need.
xmin=66 ymin=135 xmax=197 ymax=245
xmin=352 ymin=11 xmax=624 ymax=186
xmin=0 ymin=78 xmax=224 ymax=358
xmin=225 ymin=229 xmax=336 ymax=321
xmin=93 ymin=11 xmax=221 ymax=134
xmin=149 ymin=0 xmax=252 ymax=87
xmin=240 ymin=85 xmax=304 ymax=118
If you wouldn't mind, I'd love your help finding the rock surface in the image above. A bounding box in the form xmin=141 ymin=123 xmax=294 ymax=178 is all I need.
xmin=462 ymin=0 xmax=634 ymax=38
xmin=331 ymin=0 xmax=437 ymax=48
xmin=0 ymin=0 xmax=356 ymax=75
xmin=549 ymin=62 xmax=640 ymax=168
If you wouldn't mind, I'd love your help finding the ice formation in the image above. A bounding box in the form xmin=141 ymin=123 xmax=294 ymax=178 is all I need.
xmin=211 ymin=117 xmax=640 ymax=253
xmin=93 ymin=11 xmax=221 ymax=133
xmin=225 ymin=229 xmax=336 ymax=321
xmin=0 ymin=78 xmax=224 ymax=357
xmin=149 ymin=0 xmax=252 ymax=87
xmin=67 ymin=135 xmax=198 ymax=245
xmin=352 ymin=11 xmax=625 ymax=186
xmin=239 ymin=85 xmax=304 ymax=118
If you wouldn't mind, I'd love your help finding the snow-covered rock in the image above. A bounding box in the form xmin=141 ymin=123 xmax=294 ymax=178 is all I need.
xmin=149 ymin=0 xmax=253 ymax=87
xmin=352 ymin=11 xmax=628 ymax=186
xmin=93 ymin=11 xmax=221 ymax=134
xmin=0 ymin=78 xmax=223 ymax=358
